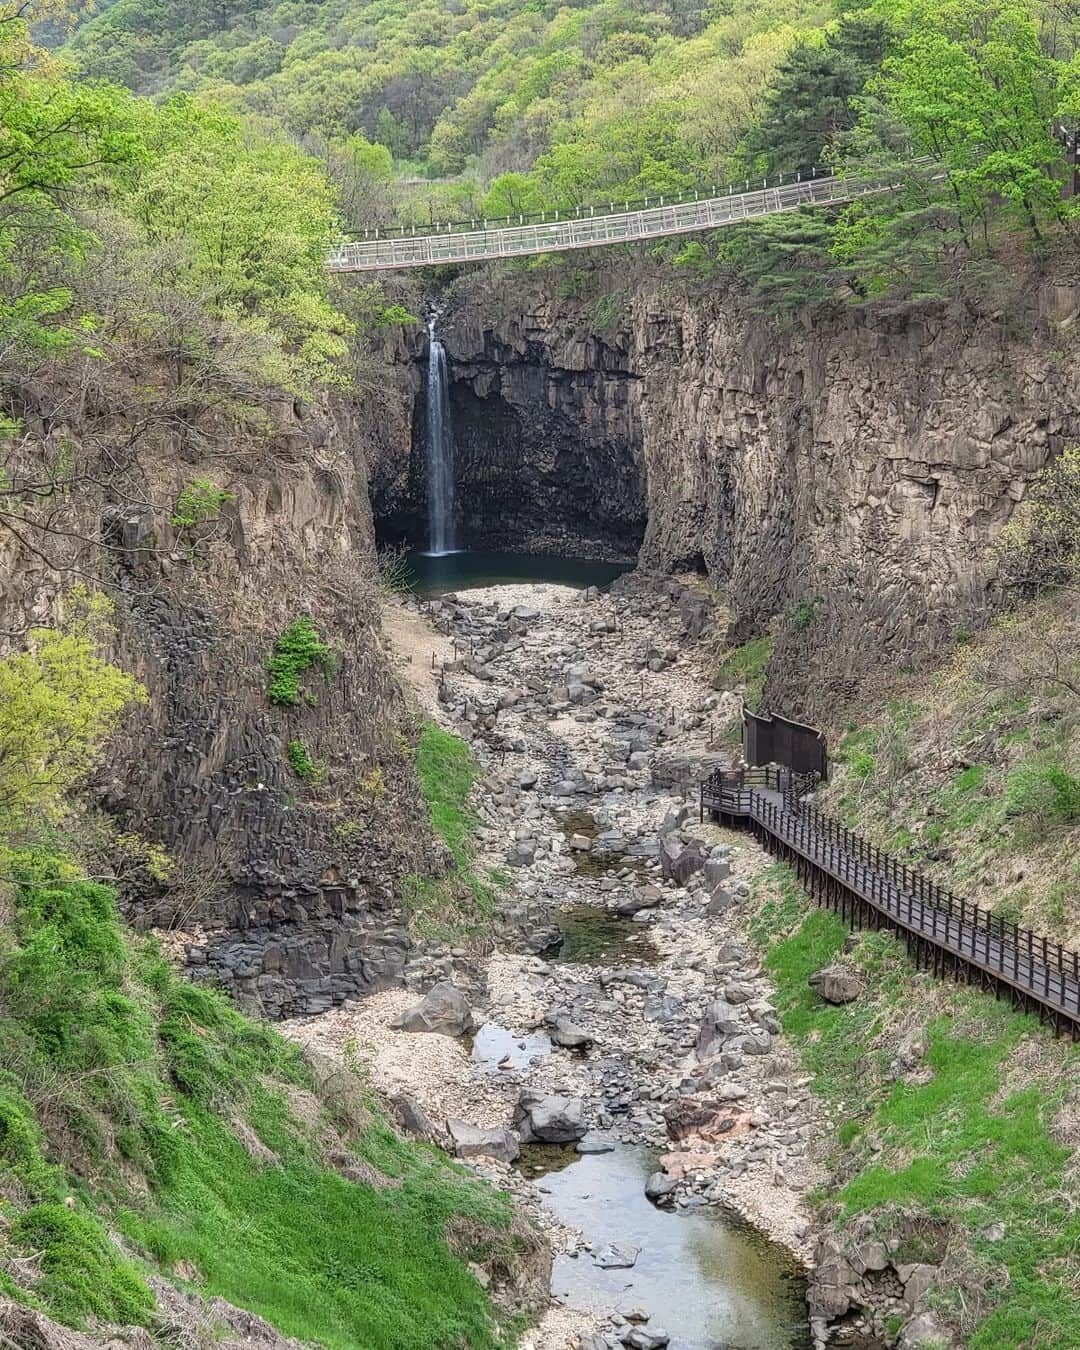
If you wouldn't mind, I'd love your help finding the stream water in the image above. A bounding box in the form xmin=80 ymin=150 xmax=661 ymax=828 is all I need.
xmin=471 ymin=1017 xmax=808 ymax=1347
xmin=540 ymin=1145 xmax=811 ymax=1350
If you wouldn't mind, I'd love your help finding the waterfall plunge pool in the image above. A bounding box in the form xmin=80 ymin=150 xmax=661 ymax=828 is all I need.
xmin=401 ymin=548 xmax=634 ymax=597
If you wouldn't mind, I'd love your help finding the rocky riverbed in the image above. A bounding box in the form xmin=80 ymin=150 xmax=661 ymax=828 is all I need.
xmin=285 ymin=573 xmax=832 ymax=1349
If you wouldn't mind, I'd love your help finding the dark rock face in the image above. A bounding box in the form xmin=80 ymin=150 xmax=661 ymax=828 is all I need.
xmin=372 ymin=322 xmax=647 ymax=561
xmin=3 ymin=379 xmax=438 ymax=1018
xmin=381 ymin=275 xmax=1080 ymax=719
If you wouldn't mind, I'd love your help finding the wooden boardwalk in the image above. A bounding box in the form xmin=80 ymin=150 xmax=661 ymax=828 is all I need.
xmin=327 ymin=168 xmax=911 ymax=273
xmin=702 ymin=768 xmax=1080 ymax=1036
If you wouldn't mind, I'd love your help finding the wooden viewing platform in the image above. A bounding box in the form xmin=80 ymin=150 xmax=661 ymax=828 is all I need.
xmin=702 ymin=767 xmax=1080 ymax=1037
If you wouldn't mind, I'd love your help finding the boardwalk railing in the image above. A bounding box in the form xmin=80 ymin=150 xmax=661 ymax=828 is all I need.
xmin=327 ymin=167 xmax=915 ymax=273
xmin=701 ymin=767 xmax=1080 ymax=1037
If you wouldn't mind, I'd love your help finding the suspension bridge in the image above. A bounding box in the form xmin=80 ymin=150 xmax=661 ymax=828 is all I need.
xmin=327 ymin=166 xmax=908 ymax=273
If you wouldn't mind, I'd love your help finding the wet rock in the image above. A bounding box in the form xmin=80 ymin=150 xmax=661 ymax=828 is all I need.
xmin=514 ymin=1089 xmax=587 ymax=1142
xmin=808 ymin=966 xmax=864 ymax=1005
xmin=392 ymin=981 xmax=477 ymax=1037
xmin=447 ymin=1119 xmax=520 ymax=1164
xmin=576 ymin=1134 xmax=616 ymax=1154
xmin=594 ymin=1241 xmax=640 ymax=1269
xmin=645 ymin=1171 xmax=678 ymax=1203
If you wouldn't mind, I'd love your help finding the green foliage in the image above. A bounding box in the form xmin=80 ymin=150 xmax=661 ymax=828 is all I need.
xmin=286 ymin=738 xmax=320 ymax=782
xmin=747 ymin=861 xmax=1080 ymax=1344
xmin=407 ymin=723 xmax=500 ymax=943
xmin=171 ymin=477 xmax=234 ymax=528
xmin=1005 ymin=759 xmax=1080 ymax=830
xmin=714 ymin=633 xmax=773 ymax=708
xmin=11 ymin=1203 xmax=154 ymax=1329
xmin=743 ymin=13 xmax=887 ymax=174
xmin=0 ymin=6 xmax=144 ymax=364
xmin=267 ymin=617 xmax=333 ymax=707
xmin=376 ymin=303 xmax=419 ymax=327
xmin=0 ymin=852 xmax=512 ymax=1345
xmin=132 ymin=96 xmax=353 ymax=392
xmin=0 ymin=591 xmax=146 ymax=845
xmin=415 ymin=723 xmax=480 ymax=867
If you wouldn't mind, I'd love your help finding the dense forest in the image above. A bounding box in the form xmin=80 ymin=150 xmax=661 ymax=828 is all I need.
xmin=60 ymin=0 xmax=1080 ymax=308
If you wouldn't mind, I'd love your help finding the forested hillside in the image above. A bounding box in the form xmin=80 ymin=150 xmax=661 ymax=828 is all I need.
xmin=67 ymin=0 xmax=1080 ymax=309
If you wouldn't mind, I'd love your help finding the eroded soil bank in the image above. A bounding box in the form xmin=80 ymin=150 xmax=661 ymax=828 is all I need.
xmin=286 ymin=574 xmax=830 ymax=1349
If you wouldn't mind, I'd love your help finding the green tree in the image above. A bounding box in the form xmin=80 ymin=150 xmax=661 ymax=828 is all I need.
xmin=0 ymin=592 xmax=146 ymax=845
xmin=743 ymin=13 xmax=888 ymax=175
xmin=131 ymin=96 xmax=353 ymax=390
xmin=0 ymin=3 xmax=144 ymax=369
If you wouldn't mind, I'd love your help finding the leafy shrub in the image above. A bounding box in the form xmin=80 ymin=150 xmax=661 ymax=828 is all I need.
xmin=11 ymin=1203 xmax=154 ymax=1329
xmin=287 ymin=738 xmax=320 ymax=781
xmin=1005 ymin=760 xmax=1080 ymax=829
xmin=267 ymin=617 xmax=333 ymax=706
xmin=171 ymin=478 xmax=234 ymax=529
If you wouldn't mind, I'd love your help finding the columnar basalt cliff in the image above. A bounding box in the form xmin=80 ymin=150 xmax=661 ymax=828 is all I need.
xmin=417 ymin=276 xmax=1080 ymax=719
xmin=371 ymin=323 xmax=647 ymax=560
xmin=3 ymin=371 xmax=439 ymax=1018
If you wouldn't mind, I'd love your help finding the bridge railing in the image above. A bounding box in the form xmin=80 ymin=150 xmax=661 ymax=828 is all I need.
xmin=700 ymin=766 xmax=1080 ymax=1023
xmin=326 ymin=169 xmax=918 ymax=273
xmin=343 ymin=163 xmax=842 ymax=243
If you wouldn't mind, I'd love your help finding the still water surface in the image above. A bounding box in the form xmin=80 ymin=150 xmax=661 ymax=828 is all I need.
xmin=403 ymin=548 xmax=633 ymax=596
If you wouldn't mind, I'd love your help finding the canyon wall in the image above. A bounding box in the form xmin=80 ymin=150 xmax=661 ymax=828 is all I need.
xmin=411 ymin=276 xmax=1080 ymax=719
xmin=3 ymin=363 xmax=438 ymax=1018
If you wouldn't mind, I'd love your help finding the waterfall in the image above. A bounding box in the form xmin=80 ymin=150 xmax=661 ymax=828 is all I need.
xmin=425 ymin=320 xmax=456 ymax=555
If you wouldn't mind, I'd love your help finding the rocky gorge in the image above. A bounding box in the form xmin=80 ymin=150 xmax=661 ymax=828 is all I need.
xmin=371 ymin=275 xmax=1080 ymax=718
xmin=279 ymin=571 xmax=950 ymax=1350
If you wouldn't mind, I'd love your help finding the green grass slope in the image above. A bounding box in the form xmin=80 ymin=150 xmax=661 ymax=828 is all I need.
xmin=0 ymin=850 xmax=525 ymax=1348
xmin=748 ymin=862 xmax=1080 ymax=1347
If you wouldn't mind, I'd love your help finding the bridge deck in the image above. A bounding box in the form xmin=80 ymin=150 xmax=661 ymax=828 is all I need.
xmin=703 ymin=772 xmax=1080 ymax=1033
xmin=328 ymin=171 xmax=903 ymax=273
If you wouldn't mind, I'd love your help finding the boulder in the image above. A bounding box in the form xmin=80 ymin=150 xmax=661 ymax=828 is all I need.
xmin=551 ymin=1017 xmax=593 ymax=1050
xmin=447 ymin=1119 xmax=520 ymax=1165
xmin=706 ymin=886 xmax=736 ymax=915
xmin=622 ymin=1329 xmax=670 ymax=1350
xmin=896 ymin=1311 xmax=953 ymax=1348
xmin=594 ymin=1242 xmax=639 ymax=1269
xmin=644 ymin=1171 xmax=678 ymax=1203
xmin=576 ymin=1134 xmax=616 ymax=1154
xmin=808 ymin=966 xmax=865 ymax=1005
xmin=514 ymin=1089 xmax=587 ymax=1143
xmin=392 ymin=982 xmax=477 ymax=1037
xmin=695 ymin=999 xmax=743 ymax=1059
xmin=660 ymin=835 xmax=705 ymax=886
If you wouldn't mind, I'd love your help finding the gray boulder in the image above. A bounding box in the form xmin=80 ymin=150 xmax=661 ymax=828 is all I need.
xmin=809 ymin=966 xmax=865 ymax=1005
xmin=695 ymin=999 xmax=743 ymax=1059
xmin=513 ymin=1089 xmax=587 ymax=1142
xmin=551 ymin=1017 xmax=593 ymax=1050
xmin=447 ymin=1119 xmax=519 ymax=1164
xmin=644 ymin=1171 xmax=677 ymax=1203
xmin=896 ymin=1311 xmax=952 ymax=1348
xmin=392 ymin=981 xmax=477 ymax=1037
xmin=594 ymin=1242 xmax=639 ymax=1269
xmin=622 ymin=1329 xmax=670 ymax=1350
